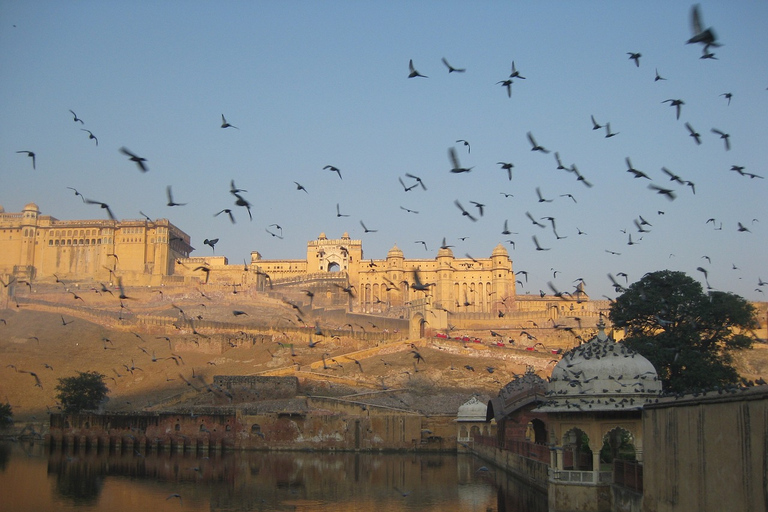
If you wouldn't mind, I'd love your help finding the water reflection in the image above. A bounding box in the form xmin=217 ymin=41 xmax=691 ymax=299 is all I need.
xmin=1 ymin=442 xmax=547 ymax=512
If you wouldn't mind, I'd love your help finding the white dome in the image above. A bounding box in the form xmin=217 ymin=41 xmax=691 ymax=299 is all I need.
xmin=537 ymin=328 xmax=662 ymax=412
xmin=457 ymin=396 xmax=488 ymax=422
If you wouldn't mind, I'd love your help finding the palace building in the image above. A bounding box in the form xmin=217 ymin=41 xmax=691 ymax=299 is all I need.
xmin=173 ymin=231 xmax=523 ymax=317
xmin=0 ymin=203 xmax=192 ymax=285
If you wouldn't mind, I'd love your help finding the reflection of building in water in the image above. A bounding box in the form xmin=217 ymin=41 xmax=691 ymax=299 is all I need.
xmin=0 ymin=203 xmax=192 ymax=285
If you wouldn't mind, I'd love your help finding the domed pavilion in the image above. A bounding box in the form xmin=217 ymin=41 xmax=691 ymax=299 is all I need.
xmin=536 ymin=320 xmax=662 ymax=504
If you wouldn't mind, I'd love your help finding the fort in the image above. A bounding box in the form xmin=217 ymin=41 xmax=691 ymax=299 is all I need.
xmin=0 ymin=203 xmax=605 ymax=340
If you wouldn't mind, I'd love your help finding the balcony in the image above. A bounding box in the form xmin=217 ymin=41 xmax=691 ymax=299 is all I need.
xmin=549 ymin=468 xmax=613 ymax=485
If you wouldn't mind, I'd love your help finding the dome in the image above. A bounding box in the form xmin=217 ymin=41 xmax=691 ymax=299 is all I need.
xmin=23 ymin=202 xmax=39 ymax=212
xmin=437 ymin=246 xmax=454 ymax=258
xmin=386 ymin=245 xmax=403 ymax=258
xmin=491 ymin=243 xmax=508 ymax=257
xmin=536 ymin=326 xmax=662 ymax=412
xmin=457 ymin=396 xmax=488 ymax=422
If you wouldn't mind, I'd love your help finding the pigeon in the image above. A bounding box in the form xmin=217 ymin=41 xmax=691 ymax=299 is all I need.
xmin=408 ymin=59 xmax=427 ymax=78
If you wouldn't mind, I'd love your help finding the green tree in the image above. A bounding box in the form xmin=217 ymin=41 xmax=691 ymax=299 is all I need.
xmin=55 ymin=371 xmax=109 ymax=413
xmin=609 ymin=270 xmax=757 ymax=393
xmin=0 ymin=402 xmax=12 ymax=428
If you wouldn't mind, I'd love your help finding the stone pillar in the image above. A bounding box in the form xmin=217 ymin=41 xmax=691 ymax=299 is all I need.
xmin=592 ymin=451 xmax=601 ymax=482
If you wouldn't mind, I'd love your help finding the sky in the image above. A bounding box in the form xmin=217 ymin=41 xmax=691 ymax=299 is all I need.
xmin=1 ymin=1 xmax=766 ymax=302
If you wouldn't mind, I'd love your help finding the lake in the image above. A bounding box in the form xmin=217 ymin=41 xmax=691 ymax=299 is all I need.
xmin=0 ymin=441 xmax=547 ymax=511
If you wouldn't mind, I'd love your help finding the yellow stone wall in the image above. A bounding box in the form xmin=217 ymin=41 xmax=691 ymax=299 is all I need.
xmin=0 ymin=203 xmax=192 ymax=285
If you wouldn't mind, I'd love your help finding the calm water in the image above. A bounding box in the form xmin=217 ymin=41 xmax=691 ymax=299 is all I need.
xmin=0 ymin=441 xmax=547 ymax=512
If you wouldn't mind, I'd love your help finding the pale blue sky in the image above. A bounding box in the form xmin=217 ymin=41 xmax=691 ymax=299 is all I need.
xmin=1 ymin=1 xmax=766 ymax=301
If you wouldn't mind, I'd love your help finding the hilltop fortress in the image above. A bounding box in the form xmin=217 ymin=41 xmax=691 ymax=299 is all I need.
xmin=0 ymin=203 xmax=618 ymax=339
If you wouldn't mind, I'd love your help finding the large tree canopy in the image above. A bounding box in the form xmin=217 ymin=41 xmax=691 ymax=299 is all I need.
xmin=55 ymin=371 xmax=109 ymax=414
xmin=609 ymin=270 xmax=757 ymax=393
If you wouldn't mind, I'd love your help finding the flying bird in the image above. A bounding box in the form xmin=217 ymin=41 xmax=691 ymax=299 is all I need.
xmin=661 ymin=167 xmax=685 ymax=184
xmin=66 ymin=187 xmax=86 ymax=202
xmin=203 ymin=238 xmax=219 ymax=252
xmin=720 ymin=92 xmax=732 ymax=105
xmin=456 ymin=139 xmax=471 ymax=153
xmin=625 ymin=157 xmax=650 ymax=179
xmin=220 ymin=114 xmax=238 ymax=129
xmin=398 ymin=176 xmax=418 ymax=192
xmin=408 ymin=59 xmax=428 ymax=78
xmin=324 ymin=165 xmax=342 ymax=180
xmin=68 ymin=109 xmax=84 ymax=124
xmin=496 ymin=79 xmax=513 ymax=97
xmin=535 ymin=187 xmax=553 ymax=203
xmin=214 ymin=209 xmax=236 ymax=224
xmin=590 ymin=115 xmax=603 ymax=130
xmin=119 ymin=147 xmax=148 ymax=172
xmin=166 ymin=186 xmax=187 ymax=206
xmin=711 ymin=128 xmax=730 ymax=150
xmin=84 ymin=198 xmax=116 ymax=220
xmin=497 ymin=162 xmax=514 ymax=180
xmin=526 ymin=132 xmax=550 ymax=153
xmin=454 ymin=200 xmax=477 ymax=222
xmin=526 ymin=211 xmax=546 ymax=228
xmin=232 ymin=192 xmax=252 ymax=220
xmin=441 ymin=57 xmax=465 ymax=73
xmin=648 ymin=183 xmax=677 ymax=200
xmin=604 ymin=122 xmax=619 ymax=138
xmin=627 ymin=52 xmax=641 ymax=67
xmin=687 ymin=4 xmax=719 ymax=48
xmin=230 ymin=179 xmax=247 ymax=194
xmin=293 ymin=181 xmax=308 ymax=193
xmin=336 ymin=203 xmax=350 ymax=218
xmin=80 ymin=129 xmax=98 ymax=145
xmin=16 ymin=151 xmax=35 ymax=169
xmin=359 ymin=220 xmax=377 ymax=233
xmin=532 ymin=235 xmax=550 ymax=251
xmin=410 ymin=269 xmax=433 ymax=292
xmin=448 ymin=147 xmax=472 ymax=173
xmin=509 ymin=61 xmax=526 ymax=79
xmin=654 ymin=68 xmax=667 ymax=81
xmin=469 ymin=201 xmax=485 ymax=216
xmin=685 ymin=123 xmax=701 ymax=145
xmin=554 ymin=152 xmax=567 ymax=170
xmin=404 ymin=173 xmax=427 ymax=190
xmin=662 ymin=99 xmax=684 ymax=120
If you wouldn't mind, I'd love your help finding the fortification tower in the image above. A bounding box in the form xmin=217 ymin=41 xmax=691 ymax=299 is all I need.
xmin=490 ymin=243 xmax=514 ymax=314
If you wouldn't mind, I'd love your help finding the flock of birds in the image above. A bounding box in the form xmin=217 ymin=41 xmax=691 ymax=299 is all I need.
xmin=8 ymin=5 xmax=765 ymax=304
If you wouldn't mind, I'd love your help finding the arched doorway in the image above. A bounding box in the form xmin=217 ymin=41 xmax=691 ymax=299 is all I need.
xmin=600 ymin=426 xmax=637 ymax=464
xmin=327 ymin=262 xmax=341 ymax=272
xmin=527 ymin=418 xmax=547 ymax=444
xmin=562 ymin=428 xmax=593 ymax=471
xmin=410 ymin=313 xmax=425 ymax=339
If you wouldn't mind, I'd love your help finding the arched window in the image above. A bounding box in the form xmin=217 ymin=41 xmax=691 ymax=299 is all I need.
xmin=601 ymin=427 xmax=637 ymax=463
xmin=562 ymin=428 xmax=593 ymax=470
xmin=327 ymin=262 xmax=340 ymax=272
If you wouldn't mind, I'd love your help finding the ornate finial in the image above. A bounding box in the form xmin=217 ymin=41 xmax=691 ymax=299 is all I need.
xmin=596 ymin=317 xmax=608 ymax=341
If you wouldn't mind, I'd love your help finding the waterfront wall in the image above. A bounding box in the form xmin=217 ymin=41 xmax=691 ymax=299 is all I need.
xmin=472 ymin=442 xmax=549 ymax=492
xmin=641 ymin=386 xmax=768 ymax=512
xmin=47 ymin=405 xmax=459 ymax=453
